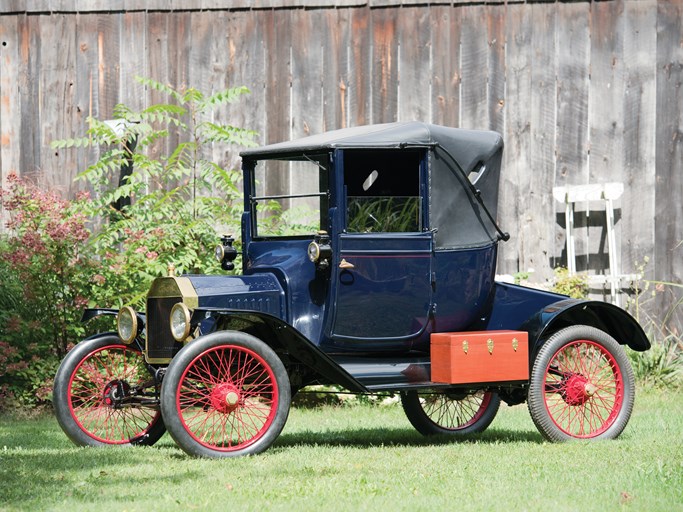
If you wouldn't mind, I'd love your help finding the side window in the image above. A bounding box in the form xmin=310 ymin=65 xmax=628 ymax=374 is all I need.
xmin=344 ymin=150 xmax=422 ymax=233
xmin=252 ymin=155 xmax=329 ymax=238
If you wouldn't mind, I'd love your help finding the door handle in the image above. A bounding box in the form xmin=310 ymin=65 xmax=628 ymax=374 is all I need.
xmin=339 ymin=259 xmax=355 ymax=269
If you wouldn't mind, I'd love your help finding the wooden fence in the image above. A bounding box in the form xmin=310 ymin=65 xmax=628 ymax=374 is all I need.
xmin=1 ymin=0 xmax=682 ymax=329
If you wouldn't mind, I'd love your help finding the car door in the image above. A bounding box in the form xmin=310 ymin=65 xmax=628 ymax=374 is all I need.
xmin=328 ymin=149 xmax=433 ymax=346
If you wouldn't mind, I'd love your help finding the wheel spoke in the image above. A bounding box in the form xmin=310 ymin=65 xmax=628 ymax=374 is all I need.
xmin=542 ymin=339 xmax=624 ymax=438
xmin=67 ymin=344 xmax=161 ymax=444
xmin=176 ymin=344 xmax=278 ymax=451
xmin=418 ymin=391 xmax=491 ymax=431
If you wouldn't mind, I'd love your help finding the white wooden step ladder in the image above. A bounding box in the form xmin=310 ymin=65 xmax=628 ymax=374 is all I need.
xmin=552 ymin=183 xmax=639 ymax=306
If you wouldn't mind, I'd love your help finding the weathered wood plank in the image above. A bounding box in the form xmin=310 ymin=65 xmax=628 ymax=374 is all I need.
xmin=264 ymin=8 xmax=292 ymax=145
xmin=73 ymin=13 xmax=101 ymax=188
xmin=263 ymin=8 xmax=292 ymax=197
xmin=370 ymin=7 xmax=398 ymax=124
xmin=499 ymin=3 xmax=532 ymax=276
xmin=0 ymin=14 xmax=21 ymax=200
xmin=555 ymin=2 xmax=590 ymax=186
xmin=554 ymin=2 xmax=590 ymax=272
xmin=322 ymin=8 xmax=351 ymax=130
xmin=19 ymin=15 xmax=40 ymax=179
xmin=188 ymin=10 xmax=217 ymax=170
xmin=95 ymin=12 xmax=121 ymax=121
xmin=169 ymin=11 xmax=191 ymax=101
xmin=588 ymin=0 xmax=625 ymax=277
xmin=217 ymin=9 xmax=267 ymax=173
xmin=291 ymin=8 xmax=325 ymax=139
xmin=146 ymin=12 xmax=171 ymax=159
xmin=348 ymin=7 xmax=371 ymax=126
xmin=459 ymin=5 xmax=488 ymax=130
xmin=119 ymin=12 xmax=147 ymax=110
xmin=430 ymin=5 xmax=460 ymax=128
xmin=487 ymin=4 xmax=505 ymax=133
xmin=655 ymin=0 xmax=683 ymax=333
xmin=0 ymin=0 xmax=27 ymax=14
xmin=291 ymin=9 xmax=325 ymax=200
xmin=622 ymin=0 xmax=656 ymax=278
xmin=5 ymin=0 xmax=369 ymax=13
xmin=188 ymin=11 xmax=214 ymax=95
xmin=38 ymin=13 xmax=78 ymax=194
xmin=396 ymin=6 xmax=430 ymax=123
xmin=524 ymin=2 xmax=556 ymax=280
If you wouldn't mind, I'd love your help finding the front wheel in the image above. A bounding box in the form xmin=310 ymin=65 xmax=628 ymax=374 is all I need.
xmin=401 ymin=389 xmax=500 ymax=436
xmin=528 ymin=325 xmax=635 ymax=441
xmin=53 ymin=335 xmax=165 ymax=447
xmin=160 ymin=331 xmax=291 ymax=458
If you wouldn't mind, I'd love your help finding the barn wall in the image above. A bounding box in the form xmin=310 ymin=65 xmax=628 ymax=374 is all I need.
xmin=0 ymin=0 xmax=681 ymax=325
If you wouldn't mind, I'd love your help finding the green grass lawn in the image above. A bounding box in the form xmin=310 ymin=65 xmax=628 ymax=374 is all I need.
xmin=1 ymin=388 xmax=681 ymax=512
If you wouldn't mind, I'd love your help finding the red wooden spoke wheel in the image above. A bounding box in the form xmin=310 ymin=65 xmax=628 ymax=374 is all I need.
xmin=528 ymin=325 xmax=635 ymax=441
xmin=161 ymin=331 xmax=291 ymax=458
xmin=401 ymin=389 xmax=500 ymax=436
xmin=53 ymin=336 xmax=165 ymax=447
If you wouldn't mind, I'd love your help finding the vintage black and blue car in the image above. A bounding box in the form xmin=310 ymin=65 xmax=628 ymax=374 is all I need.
xmin=53 ymin=122 xmax=650 ymax=458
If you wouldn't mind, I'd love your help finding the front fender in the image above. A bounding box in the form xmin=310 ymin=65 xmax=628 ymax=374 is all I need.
xmin=522 ymin=299 xmax=650 ymax=356
xmin=194 ymin=308 xmax=366 ymax=393
xmin=81 ymin=307 xmax=147 ymax=326
xmin=81 ymin=308 xmax=118 ymax=323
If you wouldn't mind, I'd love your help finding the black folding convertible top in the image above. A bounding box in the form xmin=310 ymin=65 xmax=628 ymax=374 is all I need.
xmin=241 ymin=122 xmax=504 ymax=250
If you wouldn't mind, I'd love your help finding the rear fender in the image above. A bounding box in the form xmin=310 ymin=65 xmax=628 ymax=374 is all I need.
xmin=195 ymin=308 xmax=365 ymax=392
xmin=522 ymin=299 xmax=650 ymax=358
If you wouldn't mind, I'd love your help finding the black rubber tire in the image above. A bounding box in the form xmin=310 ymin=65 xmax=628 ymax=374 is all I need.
xmin=401 ymin=389 xmax=501 ymax=436
xmin=528 ymin=325 xmax=635 ymax=441
xmin=160 ymin=331 xmax=291 ymax=458
xmin=53 ymin=334 xmax=166 ymax=447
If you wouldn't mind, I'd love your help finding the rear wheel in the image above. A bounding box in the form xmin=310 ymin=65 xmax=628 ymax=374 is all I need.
xmin=160 ymin=331 xmax=291 ymax=458
xmin=528 ymin=325 xmax=635 ymax=441
xmin=401 ymin=389 xmax=500 ymax=436
xmin=53 ymin=335 xmax=165 ymax=447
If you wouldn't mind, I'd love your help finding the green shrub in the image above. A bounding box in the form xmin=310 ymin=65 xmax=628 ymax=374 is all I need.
xmin=624 ymin=260 xmax=683 ymax=388
xmin=628 ymin=335 xmax=682 ymax=389
xmin=0 ymin=175 xmax=93 ymax=407
xmin=551 ymin=267 xmax=589 ymax=299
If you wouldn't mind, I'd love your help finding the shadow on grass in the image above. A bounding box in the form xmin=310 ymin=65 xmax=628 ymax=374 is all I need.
xmin=274 ymin=426 xmax=543 ymax=450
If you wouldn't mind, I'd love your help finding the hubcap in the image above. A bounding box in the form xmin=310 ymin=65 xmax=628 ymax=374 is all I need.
xmin=225 ymin=391 xmax=239 ymax=406
xmin=561 ymin=374 xmax=596 ymax=406
xmin=211 ymin=383 xmax=241 ymax=413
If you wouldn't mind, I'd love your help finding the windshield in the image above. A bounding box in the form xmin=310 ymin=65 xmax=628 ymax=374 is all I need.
xmin=251 ymin=154 xmax=329 ymax=238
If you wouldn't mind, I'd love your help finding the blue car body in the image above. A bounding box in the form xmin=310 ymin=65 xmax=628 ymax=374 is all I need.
xmin=128 ymin=122 xmax=649 ymax=400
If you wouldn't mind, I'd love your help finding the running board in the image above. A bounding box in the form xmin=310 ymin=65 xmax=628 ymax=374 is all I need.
xmin=331 ymin=355 xmax=435 ymax=391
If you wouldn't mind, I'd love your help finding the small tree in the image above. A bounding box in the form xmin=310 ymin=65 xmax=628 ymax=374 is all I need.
xmin=53 ymin=77 xmax=257 ymax=307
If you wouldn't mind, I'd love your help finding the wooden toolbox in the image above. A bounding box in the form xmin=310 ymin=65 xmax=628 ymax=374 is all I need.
xmin=430 ymin=330 xmax=529 ymax=385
